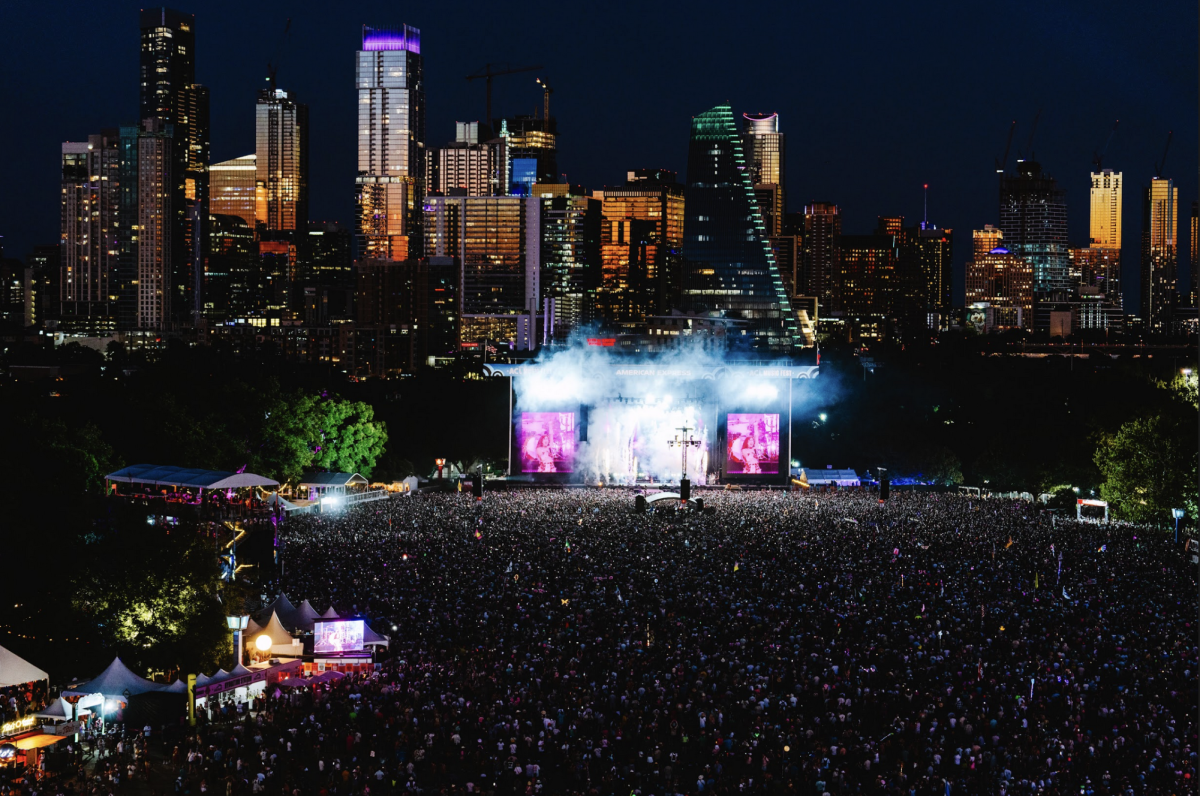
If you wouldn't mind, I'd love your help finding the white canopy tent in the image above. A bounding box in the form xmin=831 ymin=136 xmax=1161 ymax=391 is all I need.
xmin=0 ymin=644 xmax=48 ymax=687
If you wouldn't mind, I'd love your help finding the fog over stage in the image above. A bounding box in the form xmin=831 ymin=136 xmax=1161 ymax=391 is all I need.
xmin=485 ymin=354 xmax=820 ymax=485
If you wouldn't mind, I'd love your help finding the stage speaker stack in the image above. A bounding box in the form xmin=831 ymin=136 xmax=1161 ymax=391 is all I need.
xmin=694 ymin=498 xmax=704 ymax=511
xmin=680 ymin=478 xmax=691 ymax=501
xmin=880 ymin=477 xmax=890 ymax=501
xmin=472 ymin=478 xmax=483 ymax=499
xmin=635 ymin=495 xmax=647 ymax=513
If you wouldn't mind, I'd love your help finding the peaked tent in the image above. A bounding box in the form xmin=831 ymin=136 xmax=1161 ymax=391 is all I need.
xmin=362 ymin=623 xmax=390 ymax=647
xmin=34 ymin=697 xmax=92 ymax=721
xmin=293 ymin=600 xmax=321 ymax=632
xmin=255 ymin=595 xmax=298 ymax=628
xmin=0 ymin=644 xmax=49 ymax=687
xmin=67 ymin=657 xmax=164 ymax=700
xmin=320 ymin=607 xmax=339 ymax=619
xmin=162 ymin=680 xmax=189 ymax=694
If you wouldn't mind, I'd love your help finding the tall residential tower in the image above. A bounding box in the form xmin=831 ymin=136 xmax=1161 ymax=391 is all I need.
xmin=355 ymin=24 xmax=425 ymax=260
xmin=1140 ymin=177 xmax=1178 ymax=330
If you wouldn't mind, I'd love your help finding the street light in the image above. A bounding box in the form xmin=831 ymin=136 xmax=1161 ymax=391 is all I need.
xmin=818 ymin=413 xmax=828 ymax=423
xmin=1172 ymin=508 xmax=1186 ymax=542
xmin=226 ymin=615 xmax=249 ymax=668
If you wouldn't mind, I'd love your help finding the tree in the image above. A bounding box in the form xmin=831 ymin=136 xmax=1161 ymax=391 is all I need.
xmin=311 ymin=398 xmax=387 ymax=477
xmin=914 ymin=445 xmax=964 ymax=486
xmin=71 ymin=521 xmax=229 ymax=674
xmin=1094 ymin=413 xmax=1197 ymax=522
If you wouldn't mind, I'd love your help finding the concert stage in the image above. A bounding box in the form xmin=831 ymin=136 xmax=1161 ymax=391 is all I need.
xmin=484 ymin=359 xmax=819 ymax=485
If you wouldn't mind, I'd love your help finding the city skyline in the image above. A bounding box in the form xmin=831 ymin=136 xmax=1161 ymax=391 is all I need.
xmin=1 ymin=0 xmax=1196 ymax=314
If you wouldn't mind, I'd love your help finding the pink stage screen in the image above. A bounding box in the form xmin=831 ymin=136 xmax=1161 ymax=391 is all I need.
xmin=725 ymin=413 xmax=781 ymax=475
xmin=518 ymin=412 xmax=576 ymax=473
xmin=313 ymin=619 xmax=365 ymax=655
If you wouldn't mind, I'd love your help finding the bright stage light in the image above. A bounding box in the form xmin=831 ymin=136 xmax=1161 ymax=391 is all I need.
xmin=744 ymin=383 xmax=779 ymax=402
xmin=819 ymin=413 xmax=827 ymax=422
xmin=255 ymin=634 xmax=272 ymax=652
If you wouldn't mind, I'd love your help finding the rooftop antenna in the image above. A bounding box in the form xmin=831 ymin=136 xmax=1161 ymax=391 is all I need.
xmin=1092 ymin=119 xmax=1120 ymax=170
xmin=923 ymin=183 xmax=929 ymax=228
xmin=1154 ymin=130 xmax=1173 ymax=178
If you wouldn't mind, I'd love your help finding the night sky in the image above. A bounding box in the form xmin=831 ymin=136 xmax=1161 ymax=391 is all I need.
xmin=3 ymin=0 xmax=1196 ymax=307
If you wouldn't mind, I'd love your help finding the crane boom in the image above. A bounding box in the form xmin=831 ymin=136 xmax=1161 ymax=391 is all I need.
xmin=995 ymin=120 xmax=1017 ymax=174
xmin=1021 ymin=109 xmax=1041 ymax=161
xmin=266 ymin=18 xmax=292 ymax=90
xmin=465 ymin=63 xmax=545 ymax=124
xmin=1155 ymin=130 xmax=1173 ymax=178
xmin=1092 ymin=119 xmax=1119 ymax=170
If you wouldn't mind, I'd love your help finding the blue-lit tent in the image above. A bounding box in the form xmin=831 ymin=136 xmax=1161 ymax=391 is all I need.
xmin=106 ymin=464 xmax=279 ymax=490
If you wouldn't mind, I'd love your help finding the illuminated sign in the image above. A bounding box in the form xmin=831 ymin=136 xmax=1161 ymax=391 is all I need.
xmin=0 ymin=715 xmax=36 ymax=738
xmin=586 ymin=338 xmax=616 ymax=347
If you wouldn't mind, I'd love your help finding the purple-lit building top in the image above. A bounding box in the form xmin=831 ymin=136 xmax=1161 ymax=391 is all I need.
xmin=362 ymin=24 xmax=420 ymax=53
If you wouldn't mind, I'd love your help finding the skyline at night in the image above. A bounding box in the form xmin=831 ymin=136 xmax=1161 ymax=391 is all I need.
xmin=1 ymin=0 xmax=1196 ymax=311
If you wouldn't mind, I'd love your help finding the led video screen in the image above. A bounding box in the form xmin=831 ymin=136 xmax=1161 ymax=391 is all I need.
xmin=518 ymin=412 xmax=576 ymax=473
xmin=313 ymin=619 xmax=365 ymax=655
xmin=725 ymin=413 xmax=781 ymax=475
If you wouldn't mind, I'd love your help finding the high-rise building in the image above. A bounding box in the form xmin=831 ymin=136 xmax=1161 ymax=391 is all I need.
xmin=28 ymin=245 xmax=61 ymax=327
xmin=838 ymin=224 xmax=899 ymax=320
xmin=355 ymin=24 xmax=425 ymax=260
xmin=1070 ymin=246 xmax=1121 ymax=297
xmin=256 ymin=89 xmax=309 ymax=233
xmin=429 ymin=122 xmax=507 ymax=197
xmin=497 ymin=116 xmax=557 ymax=191
xmin=1089 ymin=169 xmax=1122 ymax=248
xmin=594 ymin=170 xmax=685 ymax=326
xmin=301 ymin=221 xmax=354 ymax=287
xmin=801 ymin=203 xmax=841 ymax=311
xmin=140 ymin=8 xmax=209 ymax=323
xmin=999 ymin=160 xmax=1070 ymax=294
xmin=965 ymin=228 xmax=1032 ymax=329
xmin=210 ymin=155 xmax=258 ymax=231
xmin=742 ymin=113 xmax=785 ymax=236
xmin=60 ymin=132 xmax=120 ymax=331
xmin=118 ymin=120 xmax=174 ymax=329
xmin=681 ymin=105 xmax=799 ymax=353
xmin=204 ymin=213 xmax=254 ymax=320
xmin=537 ymin=190 xmax=601 ymax=339
xmin=425 ymin=195 xmax=542 ymax=348
xmin=902 ymin=223 xmax=954 ymax=325
xmin=1140 ymin=177 xmax=1178 ymax=331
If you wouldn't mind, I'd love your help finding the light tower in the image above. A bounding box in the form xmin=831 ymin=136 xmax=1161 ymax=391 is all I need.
xmin=667 ymin=425 xmax=702 ymax=501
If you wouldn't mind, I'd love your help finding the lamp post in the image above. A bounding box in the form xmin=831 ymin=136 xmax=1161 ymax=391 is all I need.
xmin=1172 ymin=508 xmax=1186 ymax=543
xmin=226 ymin=615 xmax=249 ymax=668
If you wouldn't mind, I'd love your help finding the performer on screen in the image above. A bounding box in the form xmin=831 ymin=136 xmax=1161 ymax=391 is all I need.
xmin=729 ymin=422 xmax=762 ymax=474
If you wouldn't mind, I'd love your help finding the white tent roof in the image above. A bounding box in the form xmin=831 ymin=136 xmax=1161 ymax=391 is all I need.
xmin=321 ymin=606 xmax=339 ymax=619
xmin=0 ymin=644 xmax=48 ymax=687
xmin=259 ymin=611 xmax=296 ymax=646
xmin=255 ymin=595 xmax=298 ymax=628
xmin=163 ymin=679 xmax=189 ymax=693
xmin=35 ymin=697 xmax=91 ymax=720
xmin=68 ymin=657 xmax=164 ymax=700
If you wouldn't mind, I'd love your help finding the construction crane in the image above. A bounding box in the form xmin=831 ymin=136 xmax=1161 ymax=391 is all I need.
xmin=265 ymin=18 xmax=292 ymax=90
xmin=1018 ymin=108 xmax=1041 ymax=162
xmin=1092 ymin=119 xmax=1119 ymax=170
xmin=1154 ymin=130 xmax=1173 ymax=178
xmin=466 ymin=63 xmax=544 ymax=124
xmin=995 ymin=120 xmax=1017 ymax=174
xmin=536 ymin=77 xmax=553 ymax=120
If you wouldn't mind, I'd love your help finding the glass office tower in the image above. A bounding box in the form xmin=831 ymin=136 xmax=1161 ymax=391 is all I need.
xmin=210 ymin=155 xmax=258 ymax=231
xmin=999 ymin=160 xmax=1070 ymax=294
xmin=356 ymin=24 xmax=425 ymax=260
xmin=256 ymin=89 xmax=309 ymax=233
xmin=1141 ymin=177 xmax=1178 ymax=330
xmin=60 ymin=132 xmax=121 ymax=331
xmin=681 ymin=105 xmax=799 ymax=353
xmin=742 ymin=113 xmax=785 ymax=237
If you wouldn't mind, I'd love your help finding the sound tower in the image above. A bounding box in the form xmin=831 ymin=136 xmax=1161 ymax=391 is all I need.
xmin=680 ymin=478 xmax=691 ymax=501
xmin=635 ymin=495 xmax=647 ymax=513
xmin=472 ymin=477 xmax=483 ymax=499
xmin=880 ymin=477 xmax=890 ymax=501
xmin=579 ymin=405 xmax=588 ymax=442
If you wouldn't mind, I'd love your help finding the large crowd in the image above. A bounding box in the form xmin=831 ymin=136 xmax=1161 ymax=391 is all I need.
xmin=242 ymin=488 xmax=1195 ymax=796
xmin=21 ymin=489 xmax=1194 ymax=796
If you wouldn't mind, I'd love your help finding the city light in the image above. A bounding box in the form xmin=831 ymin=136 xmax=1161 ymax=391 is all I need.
xmin=255 ymin=634 xmax=272 ymax=652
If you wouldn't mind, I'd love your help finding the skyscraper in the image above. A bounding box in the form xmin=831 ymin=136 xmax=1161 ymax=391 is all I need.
xmin=118 ymin=120 xmax=174 ymax=330
xmin=498 ymin=116 xmax=558 ymax=191
xmin=999 ymin=160 xmax=1070 ymax=294
xmin=356 ymin=24 xmax=425 ymax=260
xmin=1140 ymin=177 xmax=1178 ymax=330
xmin=595 ymin=170 xmax=685 ymax=325
xmin=60 ymin=131 xmax=120 ymax=331
xmin=965 ymin=228 xmax=1033 ymax=329
xmin=210 ymin=155 xmax=258 ymax=231
xmin=1089 ymin=169 xmax=1122 ymax=247
xmin=537 ymin=190 xmax=601 ymax=340
xmin=429 ymin=122 xmax=507 ymax=197
xmin=140 ymin=8 xmax=209 ymax=323
xmin=256 ymin=88 xmax=309 ymax=233
xmin=681 ymin=105 xmax=799 ymax=353
xmin=742 ymin=113 xmax=785 ymax=236
xmin=902 ymin=224 xmax=953 ymax=326
xmin=801 ymin=203 xmax=841 ymax=311
xmin=425 ymin=195 xmax=542 ymax=348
